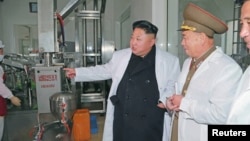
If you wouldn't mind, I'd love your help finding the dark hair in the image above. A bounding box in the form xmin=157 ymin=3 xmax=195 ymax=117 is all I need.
xmin=132 ymin=20 xmax=158 ymax=37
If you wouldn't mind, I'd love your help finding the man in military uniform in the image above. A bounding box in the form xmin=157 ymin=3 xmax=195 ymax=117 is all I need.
xmin=166 ymin=3 xmax=242 ymax=141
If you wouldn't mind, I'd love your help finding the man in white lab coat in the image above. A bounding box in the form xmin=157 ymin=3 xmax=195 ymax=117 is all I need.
xmin=166 ymin=3 xmax=242 ymax=141
xmin=227 ymin=0 xmax=250 ymax=124
xmin=64 ymin=20 xmax=180 ymax=141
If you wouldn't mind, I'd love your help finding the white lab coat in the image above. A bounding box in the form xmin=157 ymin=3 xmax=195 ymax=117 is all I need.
xmin=74 ymin=47 xmax=180 ymax=141
xmin=174 ymin=47 xmax=242 ymax=141
xmin=227 ymin=66 xmax=250 ymax=124
xmin=0 ymin=66 xmax=14 ymax=99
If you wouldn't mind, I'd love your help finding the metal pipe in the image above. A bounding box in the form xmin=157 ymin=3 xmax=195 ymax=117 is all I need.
xmin=59 ymin=0 xmax=83 ymax=19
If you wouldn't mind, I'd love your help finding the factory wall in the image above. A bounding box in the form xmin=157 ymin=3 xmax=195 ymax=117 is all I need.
xmin=0 ymin=0 xmax=240 ymax=66
xmin=0 ymin=0 xmax=38 ymax=53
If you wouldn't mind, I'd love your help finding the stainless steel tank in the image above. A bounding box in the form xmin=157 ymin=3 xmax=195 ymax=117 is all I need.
xmin=50 ymin=91 xmax=77 ymax=122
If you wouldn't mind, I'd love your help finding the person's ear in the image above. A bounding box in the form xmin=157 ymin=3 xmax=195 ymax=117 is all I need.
xmin=199 ymin=32 xmax=208 ymax=43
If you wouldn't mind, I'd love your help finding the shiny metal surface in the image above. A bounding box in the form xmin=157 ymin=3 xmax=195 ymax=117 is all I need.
xmin=44 ymin=52 xmax=53 ymax=67
xmin=2 ymin=53 xmax=35 ymax=69
xmin=102 ymin=40 xmax=115 ymax=63
xmin=50 ymin=91 xmax=77 ymax=121
xmin=59 ymin=0 xmax=82 ymax=19
xmin=41 ymin=52 xmax=64 ymax=66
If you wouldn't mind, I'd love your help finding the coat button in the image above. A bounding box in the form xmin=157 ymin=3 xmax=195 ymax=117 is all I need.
xmin=145 ymin=80 xmax=150 ymax=83
xmin=124 ymin=113 xmax=128 ymax=117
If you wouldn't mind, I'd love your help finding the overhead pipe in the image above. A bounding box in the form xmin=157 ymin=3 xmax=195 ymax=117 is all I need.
xmin=59 ymin=0 xmax=84 ymax=19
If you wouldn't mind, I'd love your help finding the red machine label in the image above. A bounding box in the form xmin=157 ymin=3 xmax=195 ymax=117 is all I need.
xmin=38 ymin=75 xmax=57 ymax=81
xmin=41 ymin=84 xmax=55 ymax=88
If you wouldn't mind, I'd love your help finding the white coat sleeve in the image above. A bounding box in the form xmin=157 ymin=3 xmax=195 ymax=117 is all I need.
xmin=159 ymin=57 xmax=180 ymax=105
xmin=0 ymin=66 xmax=14 ymax=99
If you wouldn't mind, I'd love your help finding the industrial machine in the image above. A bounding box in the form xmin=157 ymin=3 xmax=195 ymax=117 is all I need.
xmin=2 ymin=0 xmax=114 ymax=140
xmin=35 ymin=0 xmax=113 ymax=115
xmin=2 ymin=53 xmax=36 ymax=110
xmin=31 ymin=0 xmax=113 ymax=140
xmin=32 ymin=91 xmax=76 ymax=141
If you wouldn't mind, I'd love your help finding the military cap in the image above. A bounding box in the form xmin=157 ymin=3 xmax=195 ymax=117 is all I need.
xmin=179 ymin=3 xmax=228 ymax=37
